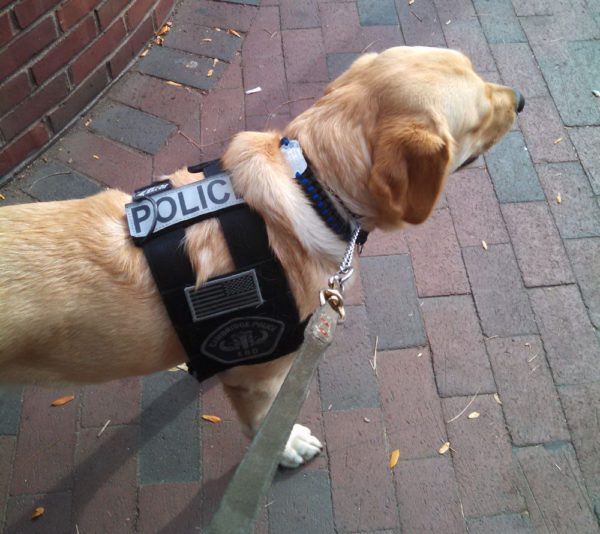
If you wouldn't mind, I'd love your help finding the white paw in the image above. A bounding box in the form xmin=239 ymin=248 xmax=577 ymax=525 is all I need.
xmin=280 ymin=424 xmax=323 ymax=468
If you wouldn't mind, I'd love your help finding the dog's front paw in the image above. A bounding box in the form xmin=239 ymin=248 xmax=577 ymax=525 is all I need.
xmin=280 ymin=424 xmax=323 ymax=468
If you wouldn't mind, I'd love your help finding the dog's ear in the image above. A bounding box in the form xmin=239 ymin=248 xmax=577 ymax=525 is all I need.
xmin=368 ymin=119 xmax=450 ymax=227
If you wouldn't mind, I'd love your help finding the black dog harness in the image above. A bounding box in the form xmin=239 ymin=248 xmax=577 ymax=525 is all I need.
xmin=125 ymin=141 xmax=366 ymax=382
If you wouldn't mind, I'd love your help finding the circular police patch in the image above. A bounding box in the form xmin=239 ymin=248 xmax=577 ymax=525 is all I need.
xmin=201 ymin=317 xmax=285 ymax=364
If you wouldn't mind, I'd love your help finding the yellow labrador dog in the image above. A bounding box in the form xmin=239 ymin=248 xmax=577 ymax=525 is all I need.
xmin=0 ymin=47 xmax=523 ymax=467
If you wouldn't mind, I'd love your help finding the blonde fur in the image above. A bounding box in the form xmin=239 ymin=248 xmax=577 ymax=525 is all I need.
xmin=0 ymin=47 xmax=518 ymax=437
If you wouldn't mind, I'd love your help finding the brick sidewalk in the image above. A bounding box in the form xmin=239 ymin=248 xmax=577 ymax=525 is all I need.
xmin=1 ymin=0 xmax=600 ymax=532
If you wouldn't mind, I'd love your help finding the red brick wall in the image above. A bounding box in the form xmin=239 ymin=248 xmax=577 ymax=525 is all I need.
xmin=0 ymin=0 xmax=176 ymax=176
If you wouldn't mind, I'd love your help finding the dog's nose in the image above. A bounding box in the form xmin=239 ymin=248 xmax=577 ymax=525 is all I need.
xmin=514 ymin=89 xmax=525 ymax=113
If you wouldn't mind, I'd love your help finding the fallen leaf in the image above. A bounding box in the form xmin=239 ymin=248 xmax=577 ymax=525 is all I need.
xmin=553 ymin=137 xmax=563 ymax=144
xmin=140 ymin=48 xmax=149 ymax=57
xmin=214 ymin=27 xmax=222 ymax=32
xmin=0 ymin=193 xmax=5 ymax=200
xmin=31 ymin=507 xmax=45 ymax=520
xmin=439 ymin=441 xmax=450 ymax=454
xmin=482 ymin=240 xmax=488 ymax=250
xmin=157 ymin=23 xmax=171 ymax=36
xmin=364 ymin=417 xmax=371 ymax=423
xmin=417 ymin=352 xmax=423 ymax=358
xmin=202 ymin=415 xmax=222 ymax=423
xmin=84 ymin=118 xmax=92 ymax=127
xmin=494 ymin=393 xmax=502 ymax=405
xmin=389 ymin=448 xmax=400 ymax=469
xmin=202 ymin=38 xmax=213 ymax=42
xmin=592 ymin=90 xmax=600 ymax=97
xmin=155 ymin=36 xmax=164 ymax=46
xmin=51 ymin=395 xmax=74 ymax=406
xmin=468 ymin=411 xmax=480 ymax=419
xmin=228 ymin=29 xmax=242 ymax=38
xmin=556 ymin=193 xmax=562 ymax=204
xmin=92 ymin=154 xmax=100 ymax=160
xmin=207 ymin=69 xmax=214 ymax=77
xmin=166 ymin=80 xmax=182 ymax=87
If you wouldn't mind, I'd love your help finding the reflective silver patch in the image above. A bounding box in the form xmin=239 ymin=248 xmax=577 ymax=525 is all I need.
xmin=185 ymin=270 xmax=263 ymax=322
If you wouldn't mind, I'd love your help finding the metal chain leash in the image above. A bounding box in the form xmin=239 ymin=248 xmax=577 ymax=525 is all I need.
xmin=319 ymin=224 xmax=362 ymax=322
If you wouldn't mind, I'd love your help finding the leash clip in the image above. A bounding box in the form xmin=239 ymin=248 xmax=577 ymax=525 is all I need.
xmin=319 ymin=287 xmax=346 ymax=322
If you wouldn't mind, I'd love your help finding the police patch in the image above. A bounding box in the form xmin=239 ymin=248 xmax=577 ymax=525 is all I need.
xmin=201 ymin=317 xmax=285 ymax=364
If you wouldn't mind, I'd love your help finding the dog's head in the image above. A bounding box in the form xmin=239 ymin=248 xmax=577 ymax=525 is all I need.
xmin=303 ymin=47 xmax=523 ymax=229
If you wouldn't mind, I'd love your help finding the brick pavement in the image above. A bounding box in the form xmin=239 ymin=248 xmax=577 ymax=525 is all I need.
xmin=1 ymin=0 xmax=600 ymax=532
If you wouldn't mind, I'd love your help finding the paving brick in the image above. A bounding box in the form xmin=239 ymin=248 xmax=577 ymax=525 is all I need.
xmin=569 ymin=127 xmax=600 ymax=195
xmin=324 ymin=408 xmax=398 ymax=532
xmin=422 ymin=296 xmax=496 ymax=397
xmin=0 ymin=73 xmax=69 ymax=142
xmin=10 ymin=386 xmax=79 ymax=494
xmin=433 ymin=0 xmax=477 ymax=20
xmin=280 ymin=0 xmax=320 ymax=29
xmin=111 ymin=72 xmax=202 ymax=141
xmin=296 ymin=375 xmax=328 ymax=472
xmin=139 ymin=372 xmax=200 ymax=484
xmin=463 ymin=244 xmax=537 ymax=337
xmin=361 ymin=228 xmax=409 ymax=256
xmin=287 ymin=82 xmax=327 ymax=118
xmin=558 ymin=383 xmax=600 ymax=518
xmin=319 ymin=2 xmax=364 ymax=53
xmin=501 ymin=202 xmax=574 ymax=287
xmin=0 ymin=72 xmax=31 ymax=117
xmin=405 ymin=208 xmax=469 ymax=297
xmin=326 ymin=52 xmax=359 ymax=80
xmin=472 ymin=0 xmax=526 ymax=43
xmin=48 ymin=66 xmax=110 ymax=132
xmin=31 ymin=15 xmax=97 ymax=84
xmin=565 ymin=238 xmax=600 ymax=328
xmin=153 ymin=131 xmax=202 ymax=179
xmin=0 ymin=386 xmax=22 ymax=435
xmin=514 ymin=443 xmax=599 ymax=533
xmin=164 ymin=24 xmax=241 ymax=61
xmin=521 ymin=12 xmax=600 ymax=44
xmin=4 ymin=492 xmax=71 ymax=534
xmin=138 ymin=482 xmax=203 ymax=533
xmin=486 ymin=335 xmax=569 ymax=445
xmin=466 ymin=513 xmax=533 ymax=533
xmin=445 ymin=168 xmax=509 ymax=247
xmin=0 ymin=123 xmax=50 ymax=177
xmin=138 ymin=46 xmax=226 ymax=90
xmin=532 ymin=39 xmax=600 ymax=126
xmin=518 ymin=97 xmax=577 ymax=163
xmin=0 ymin=16 xmax=58 ymax=80
xmin=52 ymin=129 xmax=152 ymax=190
xmin=245 ymin=113 xmax=291 ymax=131
xmin=360 ymin=255 xmax=426 ymax=349
xmin=441 ymin=18 xmax=495 ymax=72
xmin=216 ymin=54 xmax=243 ymax=90
xmin=443 ymin=395 xmax=526 ymax=516
xmin=484 ymin=131 xmax=544 ymax=203
xmin=269 ymin=470 xmax=335 ymax=534
xmin=395 ymin=457 xmax=465 ymax=533
xmin=0 ymin=184 xmax=34 ymax=205
xmin=200 ymin=87 xmax=244 ymax=148
xmin=0 ymin=436 xmax=15 ymax=527
xmin=90 ymin=101 xmax=176 ymax=154
xmin=358 ymin=23 xmax=405 ymax=50
xmin=81 ymin=377 xmax=141 ymax=427
xmin=71 ymin=426 xmax=137 ymax=533
xmin=490 ymin=43 xmax=548 ymax=98
xmin=536 ymin=162 xmax=600 ymax=239
xmin=377 ymin=348 xmax=448 ymax=458
xmin=177 ymin=0 xmax=257 ymax=32
xmin=318 ymin=305 xmax=380 ymax=411
xmin=282 ymin=29 xmax=328 ymax=83
xmin=18 ymin=160 xmax=102 ymax=201
xmin=529 ymin=285 xmax=600 ymax=384
xmin=357 ymin=0 xmax=398 ymax=26
xmin=396 ymin=0 xmax=446 ymax=46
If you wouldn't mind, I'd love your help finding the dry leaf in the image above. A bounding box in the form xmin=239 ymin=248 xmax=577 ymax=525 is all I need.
xmin=31 ymin=507 xmax=45 ymax=520
xmin=51 ymin=395 xmax=74 ymax=406
xmin=439 ymin=441 xmax=450 ymax=454
xmin=228 ymin=29 xmax=242 ymax=38
xmin=214 ymin=27 xmax=222 ymax=32
xmin=84 ymin=118 xmax=92 ymax=127
xmin=166 ymin=80 xmax=182 ymax=87
xmin=157 ymin=23 xmax=171 ymax=36
xmin=494 ymin=393 xmax=502 ymax=405
xmin=92 ymin=154 xmax=100 ymax=160
xmin=553 ymin=137 xmax=563 ymax=144
xmin=202 ymin=38 xmax=213 ymax=42
xmin=389 ymin=448 xmax=400 ymax=469
xmin=592 ymin=90 xmax=600 ymax=97
xmin=0 ymin=193 xmax=5 ymax=201
xmin=207 ymin=69 xmax=214 ymax=77
xmin=202 ymin=415 xmax=222 ymax=424
xmin=364 ymin=417 xmax=371 ymax=423
xmin=155 ymin=36 xmax=164 ymax=46
xmin=482 ymin=240 xmax=488 ymax=250
xmin=417 ymin=352 xmax=423 ymax=358
xmin=468 ymin=411 xmax=480 ymax=419
xmin=140 ymin=48 xmax=149 ymax=57
xmin=556 ymin=193 xmax=562 ymax=204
